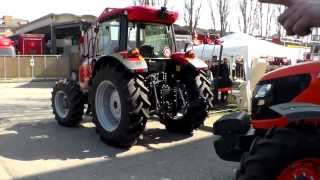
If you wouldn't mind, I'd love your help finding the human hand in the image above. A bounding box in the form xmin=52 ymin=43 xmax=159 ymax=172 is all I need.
xmin=278 ymin=0 xmax=320 ymax=36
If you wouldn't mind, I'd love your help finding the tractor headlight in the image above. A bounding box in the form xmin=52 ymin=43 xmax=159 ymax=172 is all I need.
xmin=254 ymin=84 xmax=272 ymax=98
xmin=253 ymin=84 xmax=272 ymax=106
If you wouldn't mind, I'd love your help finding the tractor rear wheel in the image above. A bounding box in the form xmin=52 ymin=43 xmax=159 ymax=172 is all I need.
xmin=91 ymin=64 xmax=150 ymax=148
xmin=165 ymin=70 xmax=212 ymax=134
xmin=52 ymin=79 xmax=84 ymax=127
xmin=236 ymin=128 xmax=320 ymax=180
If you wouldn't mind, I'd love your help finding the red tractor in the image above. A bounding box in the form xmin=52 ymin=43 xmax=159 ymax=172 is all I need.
xmin=213 ymin=61 xmax=320 ymax=179
xmin=51 ymin=6 xmax=213 ymax=147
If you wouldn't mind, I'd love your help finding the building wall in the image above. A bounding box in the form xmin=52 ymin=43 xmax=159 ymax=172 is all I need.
xmin=0 ymin=16 xmax=28 ymax=37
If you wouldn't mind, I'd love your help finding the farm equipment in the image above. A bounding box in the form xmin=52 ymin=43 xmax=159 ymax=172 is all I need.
xmin=194 ymin=33 xmax=232 ymax=105
xmin=51 ymin=6 xmax=213 ymax=147
xmin=13 ymin=34 xmax=45 ymax=55
xmin=213 ymin=61 xmax=320 ymax=179
xmin=0 ymin=36 xmax=15 ymax=55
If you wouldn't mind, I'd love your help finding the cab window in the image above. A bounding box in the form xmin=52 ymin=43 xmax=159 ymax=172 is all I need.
xmin=97 ymin=18 xmax=120 ymax=55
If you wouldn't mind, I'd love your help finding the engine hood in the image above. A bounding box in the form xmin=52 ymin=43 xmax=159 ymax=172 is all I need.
xmin=261 ymin=61 xmax=320 ymax=81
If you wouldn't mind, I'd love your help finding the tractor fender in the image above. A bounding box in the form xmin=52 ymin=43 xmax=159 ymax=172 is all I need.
xmin=171 ymin=52 xmax=208 ymax=70
xmin=95 ymin=54 xmax=148 ymax=73
xmin=270 ymin=103 xmax=320 ymax=122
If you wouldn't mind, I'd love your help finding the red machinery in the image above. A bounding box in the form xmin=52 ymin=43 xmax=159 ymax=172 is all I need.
xmin=15 ymin=34 xmax=45 ymax=55
xmin=213 ymin=61 xmax=320 ymax=179
xmin=51 ymin=6 xmax=213 ymax=148
xmin=0 ymin=36 xmax=15 ymax=55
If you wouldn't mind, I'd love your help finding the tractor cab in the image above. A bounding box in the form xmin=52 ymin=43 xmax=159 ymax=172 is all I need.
xmin=95 ymin=6 xmax=178 ymax=59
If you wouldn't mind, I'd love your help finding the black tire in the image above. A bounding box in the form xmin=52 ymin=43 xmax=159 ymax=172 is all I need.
xmin=91 ymin=63 xmax=151 ymax=148
xmin=237 ymin=128 xmax=320 ymax=180
xmin=197 ymin=70 xmax=214 ymax=108
xmin=165 ymin=70 xmax=213 ymax=134
xmin=52 ymin=79 xmax=84 ymax=127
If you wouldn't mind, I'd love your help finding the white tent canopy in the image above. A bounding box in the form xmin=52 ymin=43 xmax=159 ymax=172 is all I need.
xmin=194 ymin=32 xmax=305 ymax=79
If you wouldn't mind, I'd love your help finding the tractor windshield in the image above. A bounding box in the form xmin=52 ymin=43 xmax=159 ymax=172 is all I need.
xmin=128 ymin=22 xmax=174 ymax=58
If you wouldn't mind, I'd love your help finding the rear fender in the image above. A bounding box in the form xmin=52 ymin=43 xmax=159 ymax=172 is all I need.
xmin=171 ymin=52 xmax=208 ymax=70
xmin=96 ymin=54 xmax=148 ymax=73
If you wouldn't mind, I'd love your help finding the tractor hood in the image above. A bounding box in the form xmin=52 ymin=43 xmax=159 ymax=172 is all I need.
xmin=261 ymin=61 xmax=320 ymax=81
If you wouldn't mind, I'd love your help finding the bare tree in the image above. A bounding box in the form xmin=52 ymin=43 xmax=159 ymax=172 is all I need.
xmin=239 ymin=0 xmax=256 ymax=34
xmin=184 ymin=0 xmax=203 ymax=34
xmin=208 ymin=0 xmax=216 ymax=30
xmin=250 ymin=2 xmax=260 ymax=34
xmin=239 ymin=0 xmax=248 ymax=33
xmin=216 ymin=0 xmax=230 ymax=36
xmin=265 ymin=4 xmax=271 ymax=37
xmin=259 ymin=2 xmax=263 ymax=36
xmin=275 ymin=5 xmax=285 ymax=37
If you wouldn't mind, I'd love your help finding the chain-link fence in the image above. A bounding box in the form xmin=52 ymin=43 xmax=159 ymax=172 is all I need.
xmin=0 ymin=55 xmax=69 ymax=80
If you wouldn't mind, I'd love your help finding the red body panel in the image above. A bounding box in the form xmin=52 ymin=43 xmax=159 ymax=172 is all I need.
xmin=0 ymin=36 xmax=15 ymax=55
xmin=218 ymin=87 xmax=232 ymax=93
xmin=262 ymin=61 xmax=320 ymax=81
xmin=171 ymin=52 xmax=190 ymax=65
xmin=252 ymin=61 xmax=320 ymax=129
xmin=18 ymin=34 xmax=45 ymax=55
xmin=277 ymin=159 xmax=320 ymax=180
xmin=0 ymin=36 xmax=13 ymax=47
xmin=171 ymin=52 xmax=208 ymax=70
xmin=98 ymin=6 xmax=178 ymax=25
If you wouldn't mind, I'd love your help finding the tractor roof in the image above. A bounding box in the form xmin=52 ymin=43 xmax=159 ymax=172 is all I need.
xmin=98 ymin=6 xmax=178 ymax=25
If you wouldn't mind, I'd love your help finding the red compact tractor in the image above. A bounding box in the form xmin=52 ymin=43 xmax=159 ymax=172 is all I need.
xmin=51 ymin=6 xmax=213 ymax=147
xmin=213 ymin=61 xmax=320 ymax=179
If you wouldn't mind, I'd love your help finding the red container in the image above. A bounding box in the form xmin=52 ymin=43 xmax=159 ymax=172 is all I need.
xmin=17 ymin=34 xmax=45 ymax=55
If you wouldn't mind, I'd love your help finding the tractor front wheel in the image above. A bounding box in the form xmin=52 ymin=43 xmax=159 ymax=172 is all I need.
xmin=52 ymin=79 xmax=84 ymax=127
xmin=236 ymin=128 xmax=320 ymax=180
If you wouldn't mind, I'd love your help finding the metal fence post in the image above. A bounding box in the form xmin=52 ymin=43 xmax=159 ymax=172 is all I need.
xmin=44 ymin=55 xmax=47 ymax=69
xmin=31 ymin=56 xmax=34 ymax=79
xmin=18 ymin=56 xmax=20 ymax=79
xmin=3 ymin=56 xmax=6 ymax=80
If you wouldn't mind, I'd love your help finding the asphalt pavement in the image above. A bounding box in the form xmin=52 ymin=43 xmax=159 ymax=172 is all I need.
xmin=0 ymin=81 xmax=238 ymax=180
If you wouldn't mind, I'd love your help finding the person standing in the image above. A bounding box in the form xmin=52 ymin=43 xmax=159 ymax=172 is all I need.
xmin=219 ymin=58 xmax=232 ymax=104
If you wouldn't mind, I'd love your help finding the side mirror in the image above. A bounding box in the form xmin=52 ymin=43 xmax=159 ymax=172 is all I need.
xmin=184 ymin=42 xmax=193 ymax=52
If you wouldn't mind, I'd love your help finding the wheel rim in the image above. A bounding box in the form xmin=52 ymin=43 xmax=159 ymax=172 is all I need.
xmin=54 ymin=90 xmax=70 ymax=118
xmin=277 ymin=159 xmax=320 ymax=180
xmin=95 ymin=80 xmax=121 ymax=132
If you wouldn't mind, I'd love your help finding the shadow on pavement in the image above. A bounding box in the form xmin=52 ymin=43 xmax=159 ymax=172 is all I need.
xmin=13 ymin=135 xmax=237 ymax=180
xmin=0 ymin=121 xmax=123 ymax=160
xmin=15 ymin=81 xmax=55 ymax=89
xmin=0 ymin=120 xmax=193 ymax=161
